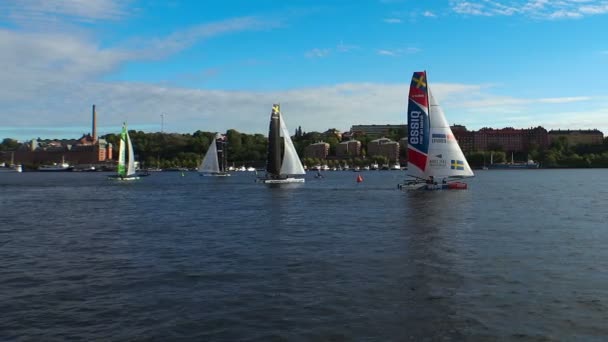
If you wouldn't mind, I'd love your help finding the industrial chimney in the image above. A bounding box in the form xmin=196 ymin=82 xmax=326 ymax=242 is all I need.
xmin=92 ymin=104 xmax=97 ymax=142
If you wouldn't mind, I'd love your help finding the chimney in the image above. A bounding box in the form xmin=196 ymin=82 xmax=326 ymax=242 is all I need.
xmin=92 ymin=104 xmax=97 ymax=142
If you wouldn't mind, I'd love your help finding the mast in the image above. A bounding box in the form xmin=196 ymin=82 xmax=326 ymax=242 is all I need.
xmin=266 ymin=104 xmax=282 ymax=176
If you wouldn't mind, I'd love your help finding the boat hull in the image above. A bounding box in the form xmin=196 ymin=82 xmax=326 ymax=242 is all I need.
xmin=488 ymin=163 xmax=539 ymax=169
xmin=259 ymin=177 xmax=305 ymax=184
xmin=398 ymin=181 xmax=468 ymax=191
xmin=0 ymin=165 xmax=22 ymax=173
xmin=38 ymin=167 xmax=73 ymax=172
xmin=199 ymin=172 xmax=231 ymax=177
xmin=108 ymin=175 xmax=140 ymax=181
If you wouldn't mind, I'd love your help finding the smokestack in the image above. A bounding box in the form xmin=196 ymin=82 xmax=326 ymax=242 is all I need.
xmin=92 ymin=104 xmax=97 ymax=142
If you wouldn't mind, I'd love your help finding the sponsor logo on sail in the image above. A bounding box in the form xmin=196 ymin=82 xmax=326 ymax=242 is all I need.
xmin=409 ymin=110 xmax=424 ymax=144
xmin=451 ymin=160 xmax=464 ymax=170
xmin=430 ymin=155 xmax=446 ymax=168
xmin=432 ymin=133 xmax=456 ymax=144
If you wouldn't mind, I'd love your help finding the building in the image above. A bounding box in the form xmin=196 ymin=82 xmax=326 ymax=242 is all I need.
xmin=304 ymin=142 xmax=330 ymax=159
xmin=453 ymin=126 xmax=549 ymax=153
xmin=335 ymin=140 xmax=361 ymax=158
xmin=8 ymin=104 xmax=114 ymax=166
xmin=323 ymin=128 xmax=342 ymax=141
xmin=367 ymin=137 xmax=399 ymax=162
xmin=548 ymin=129 xmax=604 ymax=146
xmin=350 ymin=124 xmax=407 ymax=138
xmin=451 ymin=125 xmax=475 ymax=153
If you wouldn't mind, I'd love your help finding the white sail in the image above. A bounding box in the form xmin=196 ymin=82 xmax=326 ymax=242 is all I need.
xmin=425 ymin=88 xmax=474 ymax=179
xmin=279 ymin=113 xmax=306 ymax=175
xmin=126 ymin=131 xmax=136 ymax=176
xmin=198 ymin=133 xmax=220 ymax=173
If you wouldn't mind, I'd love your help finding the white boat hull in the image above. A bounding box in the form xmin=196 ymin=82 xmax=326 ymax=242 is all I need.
xmin=398 ymin=182 xmax=426 ymax=191
xmin=259 ymin=177 xmax=305 ymax=184
xmin=199 ymin=172 xmax=231 ymax=177
xmin=0 ymin=165 xmax=22 ymax=173
xmin=108 ymin=175 xmax=140 ymax=181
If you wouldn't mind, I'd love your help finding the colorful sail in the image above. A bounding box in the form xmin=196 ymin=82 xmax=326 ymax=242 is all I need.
xmin=117 ymin=123 xmax=127 ymax=177
xmin=407 ymin=72 xmax=474 ymax=180
xmin=407 ymin=71 xmax=431 ymax=178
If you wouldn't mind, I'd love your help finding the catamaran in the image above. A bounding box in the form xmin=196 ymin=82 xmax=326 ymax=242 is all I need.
xmin=258 ymin=104 xmax=306 ymax=184
xmin=198 ymin=133 xmax=230 ymax=176
xmin=399 ymin=71 xmax=474 ymax=190
xmin=108 ymin=122 xmax=140 ymax=181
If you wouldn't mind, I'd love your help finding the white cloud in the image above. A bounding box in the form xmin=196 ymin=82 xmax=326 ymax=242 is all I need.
xmin=450 ymin=0 xmax=608 ymax=19
xmin=423 ymin=11 xmax=437 ymax=17
xmin=0 ymin=15 xmax=279 ymax=101
xmin=377 ymin=49 xmax=397 ymax=56
xmin=336 ymin=41 xmax=359 ymax=52
xmin=383 ymin=18 xmax=403 ymax=23
xmin=305 ymin=48 xmax=331 ymax=58
xmin=538 ymin=96 xmax=591 ymax=103
xmin=2 ymin=78 xmax=607 ymax=140
xmin=128 ymin=16 xmax=282 ymax=60
xmin=0 ymin=0 xmax=129 ymax=25
xmin=377 ymin=47 xmax=421 ymax=56
xmin=305 ymin=42 xmax=359 ymax=57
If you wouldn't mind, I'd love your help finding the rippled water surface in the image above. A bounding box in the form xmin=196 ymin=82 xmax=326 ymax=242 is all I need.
xmin=1 ymin=170 xmax=607 ymax=341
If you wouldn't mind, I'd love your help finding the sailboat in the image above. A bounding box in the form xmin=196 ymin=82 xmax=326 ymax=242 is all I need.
xmin=198 ymin=133 xmax=230 ymax=176
xmin=398 ymin=71 xmax=474 ymax=190
xmin=0 ymin=152 xmax=22 ymax=173
xmin=108 ymin=122 xmax=140 ymax=181
xmin=258 ymin=104 xmax=306 ymax=184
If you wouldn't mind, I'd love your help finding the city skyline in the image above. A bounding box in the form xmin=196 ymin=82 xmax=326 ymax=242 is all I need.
xmin=1 ymin=0 xmax=608 ymax=141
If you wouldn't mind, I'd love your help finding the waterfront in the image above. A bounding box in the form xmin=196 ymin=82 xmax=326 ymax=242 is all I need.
xmin=1 ymin=170 xmax=607 ymax=340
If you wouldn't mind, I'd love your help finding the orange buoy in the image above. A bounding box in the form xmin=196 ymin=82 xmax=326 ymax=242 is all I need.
xmin=356 ymin=174 xmax=363 ymax=183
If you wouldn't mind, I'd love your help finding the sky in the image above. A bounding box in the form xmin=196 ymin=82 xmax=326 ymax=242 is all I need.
xmin=1 ymin=0 xmax=608 ymax=141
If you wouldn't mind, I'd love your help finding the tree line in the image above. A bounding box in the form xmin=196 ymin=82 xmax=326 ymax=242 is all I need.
xmin=3 ymin=131 xmax=608 ymax=169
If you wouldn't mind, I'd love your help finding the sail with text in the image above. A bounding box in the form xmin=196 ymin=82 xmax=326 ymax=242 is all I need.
xmin=407 ymin=71 xmax=474 ymax=180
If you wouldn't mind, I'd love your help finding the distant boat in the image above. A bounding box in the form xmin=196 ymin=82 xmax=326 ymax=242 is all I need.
xmin=0 ymin=152 xmax=22 ymax=173
xmin=398 ymin=71 xmax=474 ymax=190
xmin=0 ymin=163 xmax=22 ymax=173
xmin=38 ymin=156 xmax=72 ymax=172
xmin=370 ymin=162 xmax=379 ymax=170
xmin=258 ymin=104 xmax=306 ymax=184
xmin=198 ymin=133 xmax=230 ymax=176
xmin=108 ymin=122 xmax=139 ymax=181
xmin=489 ymin=152 xmax=539 ymax=169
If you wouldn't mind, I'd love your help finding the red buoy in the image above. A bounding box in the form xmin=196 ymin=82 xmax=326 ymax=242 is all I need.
xmin=356 ymin=174 xmax=363 ymax=183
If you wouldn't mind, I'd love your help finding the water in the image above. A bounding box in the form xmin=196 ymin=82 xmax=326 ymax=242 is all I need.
xmin=1 ymin=170 xmax=607 ymax=341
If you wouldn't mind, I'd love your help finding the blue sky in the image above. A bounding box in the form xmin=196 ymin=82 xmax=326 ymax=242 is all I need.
xmin=1 ymin=0 xmax=607 ymax=141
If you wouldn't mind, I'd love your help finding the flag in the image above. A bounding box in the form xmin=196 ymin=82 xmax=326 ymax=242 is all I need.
xmin=451 ymin=160 xmax=464 ymax=170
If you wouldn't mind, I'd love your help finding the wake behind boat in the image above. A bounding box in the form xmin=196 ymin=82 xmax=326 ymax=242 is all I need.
xmin=257 ymin=104 xmax=306 ymax=184
xmin=198 ymin=133 xmax=230 ymax=176
xmin=398 ymin=71 xmax=474 ymax=191
xmin=108 ymin=122 xmax=140 ymax=181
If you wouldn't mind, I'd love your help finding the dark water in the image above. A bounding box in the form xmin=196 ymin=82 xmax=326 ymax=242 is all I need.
xmin=1 ymin=170 xmax=607 ymax=341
